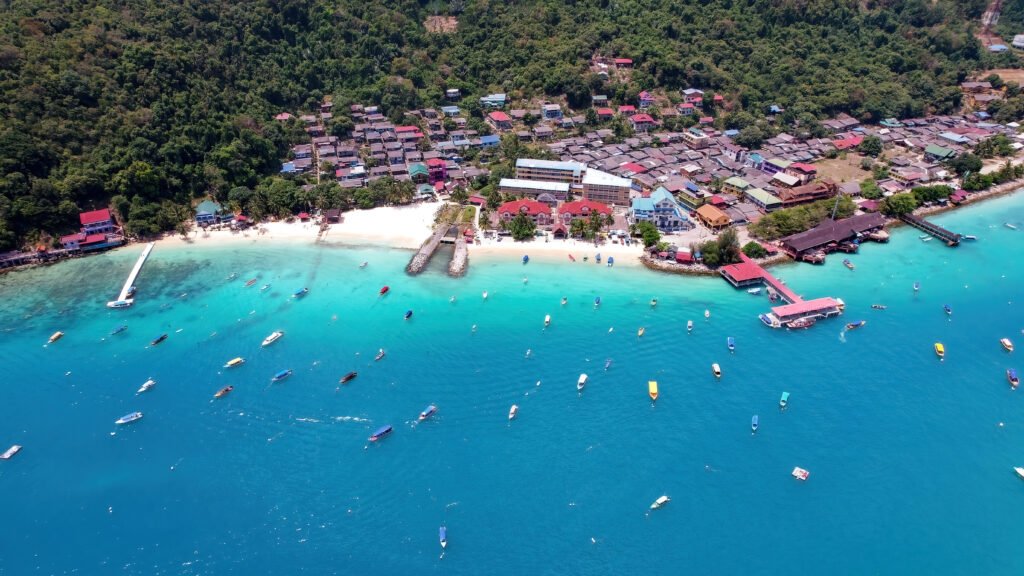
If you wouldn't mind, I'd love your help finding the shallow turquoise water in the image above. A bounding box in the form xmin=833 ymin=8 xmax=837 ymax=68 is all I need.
xmin=2 ymin=194 xmax=1024 ymax=575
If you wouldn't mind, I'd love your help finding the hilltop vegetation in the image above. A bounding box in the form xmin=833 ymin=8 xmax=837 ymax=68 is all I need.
xmin=0 ymin=0 xmax=1005 ymax=250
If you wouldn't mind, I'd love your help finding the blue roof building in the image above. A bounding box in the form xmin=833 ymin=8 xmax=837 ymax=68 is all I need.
xmin=630 ymin=187 xmax=693 ymax=233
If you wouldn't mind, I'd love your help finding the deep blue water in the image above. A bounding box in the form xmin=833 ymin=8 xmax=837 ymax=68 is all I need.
xmin=2 ymin=194 xmax=1024 ymax=575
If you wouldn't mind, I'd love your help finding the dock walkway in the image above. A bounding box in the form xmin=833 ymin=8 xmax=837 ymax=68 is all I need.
xmin=720 ymin=254 xmax=844 ymax=328
xmin=108 ymin=242 xmax=154 ymax=307
xmin=720 ymin=254 xmax=801 ymax=304
xmin=900 ymin=214 xmax=961 ymax=246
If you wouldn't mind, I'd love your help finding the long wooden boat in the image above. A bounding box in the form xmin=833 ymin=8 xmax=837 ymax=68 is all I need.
xmin=648 ymin=380 xmax=658 ymax=402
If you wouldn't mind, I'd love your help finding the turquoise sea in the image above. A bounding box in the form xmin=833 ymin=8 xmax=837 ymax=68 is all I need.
xmin=3 ymin=193 xmax=1024 ymax=575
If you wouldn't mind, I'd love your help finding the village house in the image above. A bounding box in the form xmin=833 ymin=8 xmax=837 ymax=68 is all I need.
xmin=592 ymin=95 xmax=608 ymax=107
xmin=722 ymin=176 xmax=750 ymax=196
xmin=596 ymin=108 xmax=614 ymax=121
xmin=744 ymin=187 xmax=782 ymax=213
xmin=678 ymin=102 xmax=696 ymax=116
xmin=613 ymin=58 xmax=633 ymax=68
xmin=558 ymin=199 xmax=612 ymax=225
xmin=60 ymin=208 xmax=124 ymax=251
xmin=629 ymin=113 xmax=656 ymax=132
xmin=775 ymin=180 xmax=837 ymax=207
xmin=630 ymin=187 xmax=693 ymax=233
xmin=695 ymin=203 xmax=732 ymax=230
xmin=761 ymin=158 xmax=792 ymax=175
xmin=784 ymin=162 xmax=817 ymax=185
xmin=480 ymin=93 xmax=507 ymax=108
xmin=618 ymin=105 xmax=637 ymax=116
xmin=445 ymin=88 xmax=461 ymax=100
xmin=486 ymin=111 xmax=512 ymax=131
xmin=681 ymin=128 xmax=710 ymax=149
xmin=638 ymin=91 xmax=655 ymax=109
xmin=498 ymin=199 xmax=554 ymax=226
xmin=682 ymin=88 xmax=704 ymax=104
xmin=542 ymin=104 xmax=563 ymax=120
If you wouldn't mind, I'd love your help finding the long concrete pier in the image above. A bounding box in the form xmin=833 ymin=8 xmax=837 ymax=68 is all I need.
xmin=107 ymin=242 xmax=154 ymax=308
xmin=900 ymin=214 xmax=961 ymax=246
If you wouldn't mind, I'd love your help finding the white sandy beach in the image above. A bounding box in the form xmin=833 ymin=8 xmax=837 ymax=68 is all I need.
xmin=468 ymin=233 xmax=645 ymax=267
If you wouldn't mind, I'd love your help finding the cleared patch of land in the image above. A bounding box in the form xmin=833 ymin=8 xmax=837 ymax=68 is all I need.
xmin=815 ymin=154 xmax=870 ymax=184
xmin=975 ymin=68 xmax=1024 ymax=84
xmin=424 ymin=16 xmax=457 ymax=33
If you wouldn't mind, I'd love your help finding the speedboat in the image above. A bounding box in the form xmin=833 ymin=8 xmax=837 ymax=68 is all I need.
xmin=262 ymin=331 xmax=284 ymax=347
xmin=115 ymin=412 xmax=143 ymax=425
xmin=650 ymin=495 xmax=670 ymax=510
xmin=1015 ymin=467 xmax=1024 ymax=480
xmin=751 ymin=415 xmax=759 ymax=433
xmin=419 ymin=405 xmax=437 ymax=421
xmin=126 ymin=286 xmax=137 ymax=297
xmin=360 ymin=261 xmax=368 ymax=268
xmin=843 ymin=258 xmax=855 ymax=270
xmin=913 ymin=282 xmax=920 ymax=292
xmin=607 ymin=256 xmax=614 ymax=267
xmin=943 ymin=304 xmax=952 ymax=316
xmin=374 ymin=349 xmax=385 ymax=361
xmin=544 ymin=314 xmax=551 ymax=327
xmin=0 ymin=445 xmax=22 ymax=460
xmin=687 ymin=320 xmax=693 ymax=333
xmin=704 ymin=309 xmax=710 ymax=319
xmin=150 ymin=334 xmax=168 ymax=346
xmin=110 ymin=325 xmax=128 ymax=335
xmin=786 ymin=318 xmax=815 ymax=330
xmin=712 ymin=363 xmax=722 ymax=378
xmin=379 ymin=286 xmax=390 ymax=296
xmin=594 ymin=296 xmax=601 ymax=307
xmin=340 ymin=371 xmax=357 ymax=384
xmin=245 ymin=278 xmax=257 ymax=287
xmin=271 ymin=369 xmax=293 ymax=383
xmin=871 ymin=304 xmax=887 ymax=310
xmin=791 ymin=467 xmax=810 ymax=481
xmin=48 ymin=331 xmax=64 ymax=344
xmin=368 ymin=425 xmax=393 ymax=442
xmin=561 ymin=297 xmax=567 ymax=306
xmin=577 ymin=373 xmax=588 ymax=391
xmin=107 ymin=299 xmax=132 ymax=309
xmin=637 ymin=327 xmax=645 ymax=337
xmin=964 ymin=235 xmax=977 ymax=241
xmin=747 ymin=287 xmax=762 ymax=295
xmin=224 ymin=357 xmax=245 ymax=368
xmin=522 ymin=255 xmax=529 ymax=264
xmin=934 ymin=343 xmax=945 ymax=359
xmin=404 ymin=310 xmax=413 ymax=320
xmin=1009 ymin=369 xmax=1020 ymax=389
xmin=1007 ymin=223 xmax=1018 ymax=230
xmin=214 ymin=385 xmax=233 ymax=399
xmin=1001 ymin=338 xmax=1014 ymax=352
xmin=482 ymin=291 xmax=488 ymax=300
xmin=760 ymin=314 xmax=780 ymax=328
xmin=650 ymin=298 xmax=658 ymax=308
xmin=508 ymin=404 xmax=518 ymax=420
xmin=605 ymin=358 xmax=613 ymax=370
xmin=779 ymin=391 xmax=790 ymax=410
xmin=137 ymin=379 xmax=156 ymax=394
xmin=727 ymin=336 xmax=735 ymax=352
xmin=648 ymin=381 xmax=658 ymax=402
xmin=260 ymin=284 xmax=271 ymax=292
xmin=845 ymin=320 xmax=866 ymax=330
xmin=293 ymin=287 xmax=309 ymax=298
xmin=439 ymin=526 xmax=447 ymax=549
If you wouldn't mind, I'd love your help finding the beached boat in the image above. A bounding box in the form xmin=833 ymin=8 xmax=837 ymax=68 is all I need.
xmin=845 ymin=320 xmax=866 ymax=331
xmin=648 ymin=380 xmax=658 ymax=402
xmin=379 ymin=286 xmax=390 ymax=296
xmin=544 ymin=314 xmax=551 ymax=327
xmin=150 ymin=334 xmax=168 ymax=346
xmin=115 ymin=412 xmax=143 ymax=425
xmin=1009 ymin=369 xmax=1020 ymax=389
xmin=137 ymin=378 xmax=156 ymax=394
xmin=0 ymin=445 xmax=22 ymax=460
xmin=508 ymin=404 xmax=518 ymax=420
xmin=577 ymin=373 xmax=588 ymax=391
xmin=843 ymin=259 xmax=855 ymax=270
xmin=271 ymin=369 xmax=293 ymax=383
xmin=650 ymin=495 xmax=670 ymax=510
xmin=871 ymin=304 xmax=887 ymax=310
xmin=224 ymin=357 xmax=245 ymax=368
xmin=779 ymin=391 xmax=790 ymax=410
xmin=439 ymin=526 xmax=447 ymax=549
xmin=1001 ymin=338 xmax=1014 ymax=352
xmin=214 ymin=385 xmax=233 ymax=399
xmin=568 ymin=254 xmax=575 ymax=262
xmin=245 ymin=278 xmax=257 ymax=287
xmin=934 ymin=343 xmax=945 ymax=359
xmin=786 ymin=317 xmax=815 ymax=330
xmin=595 ymin=253 xmax=601 ymax=263
xmin=607 ymin=256 xmax=614 ymax=267
xmin=262 ymin=331 xmax=284 ymax=347
xmin=260 ymin=284 xmax=271 ymax=292
xmin=404 ymin=310 xmax=413 ymax=320
xmin=368 ymin=425 xmax=393 ymax=442
xmin=943 ymin=304 xmax=952 ymax=316
xmin=687 ymin=320 xmax=693 ymax=333
xmin=727 ymin=336 xmax=735 ymax=352
xmin=48 ymin=331 xmax=64 ymax=344
xmin=110 ymin=325 xmax=128 ymax=335
xmin=374 ymin=349 xmax=385 ymax=361
xmin=751 ymin=415 xmax=759 ymax=433
xmin=522 ymin=255 xmax=529 ymax=264
xmin=650 ymin=298 xmax=658 ymax=308
xmin=293 ymin=288 xmax=309 ymax=298
xmin=594 ymin=296 xmax=601 ymax=307
xmin=637 ymin=327 xmax=645 ymax=337
xmin=704 ymin=309 xmax=711 ymax=319
xmin=712 ymin=363 xmax=722 ymax=378
xmin=792 ymin=467 xmax=810 ymax=481
xmin=1015 ymin=467 xmax=1024 ymax=480
xmin=747 ymin=287 xmax=762 ymax=295
xmin=419 ymin=405 xmax=437 ymax=421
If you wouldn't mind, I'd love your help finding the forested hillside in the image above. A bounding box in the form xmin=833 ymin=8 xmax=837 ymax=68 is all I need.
xmin=0 ymin=0 xmax=1005 ymax=250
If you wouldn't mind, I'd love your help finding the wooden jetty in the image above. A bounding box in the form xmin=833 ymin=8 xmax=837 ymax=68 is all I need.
xmin=900 ymin=214 xmax=961 ymax=246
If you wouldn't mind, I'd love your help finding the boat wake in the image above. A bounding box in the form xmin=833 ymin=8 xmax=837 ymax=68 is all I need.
xmin=838 ymin=331 xmax=847 ymax=343
xmin=295 ymin=417 xmax=320 ymax=423
xmin=334 ymin=416 xmax=370 ymax=423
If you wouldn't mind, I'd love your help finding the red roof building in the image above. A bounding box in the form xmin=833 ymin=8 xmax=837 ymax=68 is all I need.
xmin=629 ymin=113 xmax=656 ymax=132
xmin=613 ymin=58 xmax=633 ymax=67
xmin=617 ymin=105 xmax=636 ymax=115
xmin=699 ymin=116 xmax=714 ymax=124
xmin=678 ymin=102 xmax=696 ymax=115
xmin=426 ymin=157 xmax=448 ymax=183
xmin=274 ymin=112 xmax=293 ymax=121
xmin=487 ymin=111 xmax=512 ymax=130
xmin=558 ymin=200 xmax=612 ymax=224
xmin=596 ymin=107 xmax=614 ymax=119
xmin=619 ymin=162 xmax=649 ymax=174
xmin=80 ymin=209 xmax=112 ymax=226
xmin=395 ymin=125 xmax=419 ymax=133
xmin=498 ymin=199 xmax=553 ymax=225
xmin=710 ymin=195 xmax=727 ymax=206
xmin=675 ymin=251 xmax=694 ymax=263
xmin=833 ymin=135 xmax=863 ymax=150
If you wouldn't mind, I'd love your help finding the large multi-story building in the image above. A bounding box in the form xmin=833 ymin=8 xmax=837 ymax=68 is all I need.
xmin=581 ymin=169 xmax=632 ymax=206
xmin=515 ymin=159 xmax=585 ymax=185
xmin=499 ymin=178 xmax=570 ymax=203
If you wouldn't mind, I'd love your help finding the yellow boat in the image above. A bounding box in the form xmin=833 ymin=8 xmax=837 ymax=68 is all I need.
xmin=1001 ymin=338 xmax=1014 ymax=352
xmin=224 ymin=357 xmax=246 ymax=368
xmin=48 ymin=331 xmax=64 ymax=344
xmin=648 ymin=381 xmax=658 ymax=402
xmin=637 ymin=327 xmax=645 ymax=337
xmin=934 ymin=343 xmax=945 ymax=359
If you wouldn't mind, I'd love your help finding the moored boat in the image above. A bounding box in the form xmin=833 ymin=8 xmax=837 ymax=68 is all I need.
xmin=650 ymin=298 xmax=658 ymax=308
xmin=271 ymin=369 xmax=293 ymax=382
xmin=964 ymin=235 xmax=977 ymax=240
xmin=791 ymin=467 xmax=810 ymax=481
xmin=913 ymin=282 xmax=920 ymax=292
xmin=224 ymin=357 xmax=245 ymax=368
xmin=0 ymin=445 xmax=22 ymax=460
xmin=261 ymin=331 xmax=284 ymax=347
xmin=637 ymin=327 xmax=645 ymax=337
xmin=522 ymin=255 xmax=529 ymax=264
xmin=368 ymin=425 xmax=393 ymax=442
xmin=360 ymin=261 xmax=368 ymax=268
xmin=561 ymin=297 xmax=567 ymax=306
xmin=544 ymin=314 xmax=551 ymax=327
xmin=260 ymin=284 xmax=271 ymax=292
xmin=712 ymin=363 xmax=721 ymax=378
xmin=439 ymin=526 xmax=447 ymax=549
xmin=1015 ymin=467 xmax=1024 ymax=480
xmin=842 ymin=258 xmax=855 ymax=270
xmin=704 ymin=309 xmax=710 ymax=319
xmin=934 ymin=342 xmax=945 ymax=359
xmin=687 ymin=320 xmax=693 ymax=333
xmin=508 ymin=404 xmax=518 ymax=420
xmin=594 ymin=296 xmax=601 ymax=307
xmin=871 ymin=304 xmax=887 ymax=310
xmin=214 ymin=385 xmax=233 ymax=399
xmin=374 ymin=348 xmax=386 ymax=361
xmin=727 ymin=336 xmax=735 ymax=352
xmin=482 ymin=291 xmax=488 ymax=300
xmin=1001 ymin=338 xmax=1014 ymax=352
xmin=340 ymin=371 xmax=357 ymax=384
xmin=779 ymin=391 xmax=790 ymax=410
xmin=607 ymin=256 xmax=614 ymax=267
xmin=577 ymin=373 xmax=588 ymax=391
xmin=760 ymin=314 xmax=781 ymax=328
xmin=379 ymin=286 xmax=390 ymax=296
xmin=48 ymin=331 xmax=64 ymax=344
xmin=293 ymin=287 xmax=309 ymax=298
xmin=1009 ymin=369 xmax=1020 ymax=389
xmin=245 ymin=278 xmax=257 ymax=287
xmin=943 ymin=304 xmax=952 ymax=316
xmin=650 ymin=495 xmax=670 ymax=510
xmin=419 ymin=405 xmax=437 ymax=421
xmin=747 ymin=287 xmax=762 ymax=295
xmin=1007 ymin=223 xmax=1018 ymax=230
xmin=786 ymin=317 xmax=815 ymax=330
xmin=751 ymin=415 xmax=759 ymax=433
xmin=110 ymin=325 xmax=128 ymax=335
xmin=115 ymin=411 xmax=143 ymax=425
xmin=137 ymin=378 xmax=156 ymax=394
xmin=150 ymin=334 xmax=168 ymax=346
xmin=404 ymin=309 xmax=413 ymax=320
xmin=845 ymin=320 xmax=866 ymax=331
xmin=648 ymin=380 xmax=658 ymax=402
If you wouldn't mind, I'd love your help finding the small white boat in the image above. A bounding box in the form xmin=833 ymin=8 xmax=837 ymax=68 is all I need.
xmin=137 ymin=378 xmax=156 ymax=394
xmin=261 ymin=331 xmax=284 ymax=347
xmin=360 ymin=261 xmax=368 ymax=268
xmin=115 ymin=412 xmax=143 ymax=425
xmin=544 ymin=314 xmax=551 ymax=327
xmin=482 ymin=291 xmax=488 ymax=300
xmin=650 ymin=495 xmax=670 ymax=510
xmin=1001 ymin=338 xmax=1014 ymax=352
xmin=712 ymin=363 xmax=722 ymax=378
xmin=0 ymin=445 xmax=22 ymax=460
xmin=260 ymin=284 xmax=271 ymax=292
xmin=687 ymin=320 xmax=693 ymax=333
xmin=561 ymin=297 xmax=567 ymax=306
xmin=374 ymin=348 xmax=386 ymax=361
xmin=1015 ymin=467 xmax=1024 ymax=480
xmin=508 ymin=404 xmax=518 ymax=420
xmin=920 ymin=236 xmax=933 ymax=242
xmin=1006 ymin=223 xmax=1018 ymax=230
xmin=637 ymin=327 xmax=645 ymax=337
xmin=704 ymin=309 xmax=710 ymax=319
xmin=747 ymin=287 xmax=762 ymax=295
xmin=963 ymin=235 xmax=977 ymax=241
xmin=792 ymin=467 xmax=810 ymax=481
xmin=577 ymin=373 xmax=588 ymax=391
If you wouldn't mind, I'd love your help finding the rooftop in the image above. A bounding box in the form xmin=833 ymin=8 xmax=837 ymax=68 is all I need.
xmin=582 ymin=168 xmax=631 ymax=187
xmin=499 ymin=178 xmax=570 ymax=192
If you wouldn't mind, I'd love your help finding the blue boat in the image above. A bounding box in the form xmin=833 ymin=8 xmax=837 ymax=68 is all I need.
xmin=369 ymin=425 xmax=393 ymax=442
xmin=293 ymin=288 xmax=309 ymax=298
xmin=943 ymin=304 xmax=952 ymax=315
xmin=727 ymin=336 xmax=736 ymax=352
xmin=271 ymin=369 xmax=293 ymax=382
xmin=419 ymin=405 xmax=437 ymax=421
xmin=751 ymin=415 xmax=759 ymax=433
xmin=607 ymin=256 xmax=614 ymax=267
xmin=439 ymin=526 xmax=447 ymax=549
xmin=110 ymin=325 xmax=128 ymax=336
xmin=779 ymin=392 xmax=790 ymax=409
xmin=595 ymin=253 xmax=601 ymax=263
xmin=594 ymin=296 xmax=601 ymax=307
xmin=405 ymin=310 xmax=413 ymax=320
xmin=522 ymin=255 xmax=529 ymax=264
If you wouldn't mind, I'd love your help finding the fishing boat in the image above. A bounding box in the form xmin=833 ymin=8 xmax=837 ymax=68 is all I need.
xmin=595 ymin=253 xmax=601 ymax=263
xmin=482 ymin=291 xmax=488 ymax=300
xmin=751 ymin=415 xmax=759 ymax=433
xmin=1001 ymin=338 xmax=1014 ymax=352
xmin=1015 ymin=467 xmax=1024 ymax=480
xmin=791 ymin=467 xmax=810 ymax=481
xmin=224 ymin=357 xmax=245 ymax=368
xmin=594 ymin=296 xmax=601 ymax=307
xmin=508 ymin=404 xmax=518 ymax=420
xmin=419 ymin=405 xmax=437 ymax=421
xmin=1007 ymin=223 xmax=1018 ymax=230
xmin=360 ymin=261 xmax=368 ymax=268
xmin=871 ymin=304 xmax=887 ymax=310
xmin=110 ymin=325 xmax=128 ymax=336
xmin=261 ymin=331 xmax=284 ymax=347
xmin=137 ymin=378 xmax=156 ymax=394
xmin=568 ymin=254 xmax=575 ymax=262
xmin=0 ymin=445 xmax=22 ymax=460
xmin=577 ymin=373 xmax=588 ymax=391
xmin=126 ymin=286 xmax=137 ymax=298
xmin=650 ymin=495 xmax=670 ymax=510
xmin=650 ymin=298 xmax=658 ymax=308
xmin=920 ymin=236 xmax=933 ymax=242
xmin=214 ymin=385 xmax=233 ymax=399
xmin=379 ymin=286 xmax=390 ymax=296
xmin=260 ymin=284 xmax=271 ymax=292
xmin=404 ymin=310 xmax=413 ymax=320
xmin=637 ymin=327 xmax=645 ymax=337
xmin=115 ymin=412 xmax=143 ymax=425
xmin=712 ymin=363 xmax=722 ymax=378
xmin=271 ymin=369 xmax=293 ymax=382
xmin=150 ymin=334 xmax=168 ymax=346
xmin=845 ymin=320 xmax=867 ymax=331
xmin=704 ymin=309 xmax=710 ymax=319
xmin=913 ymin=282 xmax=920 ymax=292
xmin=760 ymin=314 xmax=780 ymax=328
xmin=561 ymin=297 xmax=567 ymax=306
xmin=934 ymin=343 xmax=945 ymax=359
xmin=786 ymin=318 xmax=815 ymax=330
xmin=648 ymin=381 xmax=658 ymax=402
xmin=687 ymin=320 xmax=693 ymax=333
xmin=544 ymin=314 xmax=551 ymax=327
xmin=747 ymin=287 xmax=762 ymax=295
xmin=374 ymin=348 xmax=386 ymax=361
xmin=522 ymin=255 xmax=529 ymax=264
xmin=339 ymin=371 xmax=357 ymax=384
xmin=368 ymin=425 xmax=393 ymax=442
xmin=727 ymin=336 xmax=735 ymax=352
xmin=843 ymin=259 xmax=855 ymax=270
xmin=605 ymin=358 xmax=613 ymax=370
xmin=245 ymin=278 xmax=258 ymax=287
xmin=439 ymin=526 xmax=447 ymax=550
xmin=293 ymin=287 xmax=309 ymax=298
xmin=107 ymin=299 xmax=132 ymax=309
xmin=779 ymin=391 xmax=790 ymax=410
xmin=607 ymin=256 xmax=614 ymax=267
xmin=963 ymin=235 xmax=977 ymax=241
xmin=943 ymin=304 xmax=952 ymax=316
xmin=1009 ymin=369 xmax=1020 ymax=389
xmin=48 ymin=331 xmax=64 ymax=344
